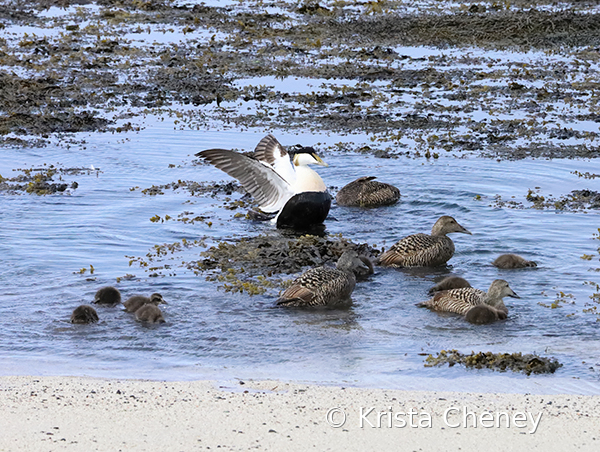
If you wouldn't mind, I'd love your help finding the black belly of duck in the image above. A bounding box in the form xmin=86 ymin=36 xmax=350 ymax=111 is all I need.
xmin=276 ymin=192 xmax=332 ymax=230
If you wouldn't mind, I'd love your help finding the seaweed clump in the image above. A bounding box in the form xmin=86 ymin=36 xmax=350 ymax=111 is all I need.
xmin=425 ymin=349 xmax=563 ymax=375
xmin=188 ymin=233 xmax=381 ymax=295
xmin=492 ymin=188 xmax=600 ymax=211
xmin=191 ymin=233 xmax=380 ymax=275
xmin=135 ymin=180 xmax=243 ymax=197
xmin=0 ymin=165 xmax=86 ymax=195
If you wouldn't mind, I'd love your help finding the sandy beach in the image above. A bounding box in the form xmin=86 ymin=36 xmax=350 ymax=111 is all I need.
xmin=0 ymin=376 xmax=598 ymax=451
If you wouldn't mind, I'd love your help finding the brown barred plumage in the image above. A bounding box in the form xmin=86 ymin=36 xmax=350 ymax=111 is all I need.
xmin=276 ymin=267 xmax=356 ymax=307
xmin=378 ymin=216 xmax=471 ymax=268
xmin=336 ymin=176 xmax=401 ymax=207
xmin=418 ymin=279 xmax=519 ymax=317
xmin=277 ymin=250 xmax=369 ymax=307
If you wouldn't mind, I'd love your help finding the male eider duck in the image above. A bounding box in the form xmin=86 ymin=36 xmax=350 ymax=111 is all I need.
xmin=135 ymin=304 xmax=165 ymax=324
xmin=277 ymin=250 xmax=370 ymax=307
xmin=336 ymin=176 xmax=400 ymax=207
xmin=427 ymin=276 xmax=471 ymax=295
xmin=465 ymin=304 xmax=507 ymax=324
xmin=93 ymin=286 xmax=121 ymax=306
xmin=123 ymin=293 xmax=166 ymax=313
xmin=418 ymin=279 xmax=519 ymax=316
xmin=70 ymin=305 xmax=99 ymax=324
xmin=378 ymin=216 xmax=471 ymax=267
xmin=197 ymin=134 xmax=331 ymax=229
xmin=492 ymin=253 xmax=537 ymax=269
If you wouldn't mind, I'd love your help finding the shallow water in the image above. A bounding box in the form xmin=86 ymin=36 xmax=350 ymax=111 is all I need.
xmin=1 ymin=120 xmax=600 ymax=395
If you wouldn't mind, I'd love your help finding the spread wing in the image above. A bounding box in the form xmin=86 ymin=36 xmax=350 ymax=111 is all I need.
xmin=253 ymin=134 xmax=296 ymax=186
xmin=197 ymin=149 xmax=295 ymax=213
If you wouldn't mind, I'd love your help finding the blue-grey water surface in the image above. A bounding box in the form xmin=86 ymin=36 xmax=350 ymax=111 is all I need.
xmin=1 ymin=122 xmax=600 ymax=395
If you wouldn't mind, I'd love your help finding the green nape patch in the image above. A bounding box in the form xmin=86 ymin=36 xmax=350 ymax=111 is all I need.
xmin=189 ymin=233 xmax=381 ymax=295
xmin=424 ymin=349 xmax=562 ymax=375
xmin=0 ymin=164 xmax=94 ymax=195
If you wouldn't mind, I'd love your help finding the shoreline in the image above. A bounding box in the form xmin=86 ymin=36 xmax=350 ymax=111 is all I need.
xmin=1 ymin=375 xmax=598 ymax=451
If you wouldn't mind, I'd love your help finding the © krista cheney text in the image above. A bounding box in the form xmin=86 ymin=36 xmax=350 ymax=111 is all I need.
xmin=350 ymin=406 xmax=542 ymax=433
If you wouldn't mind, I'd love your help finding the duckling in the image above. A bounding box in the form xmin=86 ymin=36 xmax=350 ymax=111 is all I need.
xmin=355 ymin=255 xmax=375 ymax=280
xmin=123 ymin=293 xmax=166 ymax=313
xmin=465 ymin=304 xmax=508 ymax=325
xmin=93 ymin=286 xmax=121 ymax=306
xmin=336 ymin=176 xmax=400 ymax=207
xmin=428 ymin=276 xmax=471 ymax=295
xmin=418 ymin=279 xmax=519 ymax=316
xmin=70 ymin=305 xmax=99 ymax=324
xmin=378 ymin=216 xmax=471 ymax=267
xmin=492 ymin=253 xmax=537 ymax=269
xmin=277 ymin=249 xmax=370 ymax=307
xmin=135 ymin=304 xmax=165 ymax=324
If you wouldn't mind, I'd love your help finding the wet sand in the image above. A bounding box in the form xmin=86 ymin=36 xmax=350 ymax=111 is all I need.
xmin=1 ymin=375 xmax=598 ymax=451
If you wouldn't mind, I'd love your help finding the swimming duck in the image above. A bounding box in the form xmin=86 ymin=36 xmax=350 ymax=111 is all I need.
xmin=427 ymin=276 xmax=472 ymax=295
xmin=197 ymin=134 xmax=331 ymax=229
xmin=465 ymin=304 xmax=508 ymax=324
xmin=336 ymin=176 xmax=400 ymax=207
xmin=123 ymin=293 xmax=166 ymax=313
xmin=135 ymin=304 xmax=165 ymax=324
xmin=492 ymin=253 xmax=537 ymax=269
xmin=418 ymin=279 xmax=519 ymax=316
xmin=378 ymin=216 xmax=471 ymax=267
xmin=93 ymin=286 xmax=121 ymax=306
xmin=277 ymin=249 xmax=370 ymax=307
xmin=70 ymin=305 xmax=99 ymax=324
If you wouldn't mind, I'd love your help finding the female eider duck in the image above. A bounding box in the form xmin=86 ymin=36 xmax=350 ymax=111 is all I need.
xmin=70 ymin=305 xmax=99 ymax=324
xmin=492 ymin=253 xmax=537 ymax=269
xmin=93 ymin=286 xmax=121 ymax=306
xmin=427 ymin=276 xmax=471 ymax=295
xmin=277 ymin=250 xmax=370 ymax=307
xmin=378 ymin=216 xmax=471 ymax=267
xmin=336 ymin=176 xmax=400 ymax=207
xmin=197 ymin=134 xmax=331 ymax=230
xmin=418 ymin=279 xmax=519 ymax=317
xmin=123 ymin=293 xmax=166 ymax=313
xmin=135 ymin=304 xmax=165 ymax=324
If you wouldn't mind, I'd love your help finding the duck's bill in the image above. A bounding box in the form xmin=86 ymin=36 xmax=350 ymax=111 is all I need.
xmin=312 ymin=154 xmax=328 ymax=167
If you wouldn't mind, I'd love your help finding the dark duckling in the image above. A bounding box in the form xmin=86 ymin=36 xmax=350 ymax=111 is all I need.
xmin=465 ymin=304 xmax=508 ymax=325
xmin=492 ymin=254 xmax=537 ymax=269
xmin=93 ymin=286 xmax=121 ymax=306
xmin=428 ymin=276 xmax=472 ymax=295
xmin=378 ymin=216 xmax=471 ymax=267
xmin=135 ymin=304 xmax=165 ymax=324
xmin=70 ymin=305 xmax=99 ymax=324
xmin=336 ymin=176 xmax=400 ymax=207
xmin=277 ymin=250 xmax=370 ymax=307
xmin=123 ymin=293 xmax=166 ymax=313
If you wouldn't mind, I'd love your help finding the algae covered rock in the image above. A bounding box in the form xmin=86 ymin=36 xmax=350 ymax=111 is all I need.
xmin=424 ymin=349 xmax=562 ymax=375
